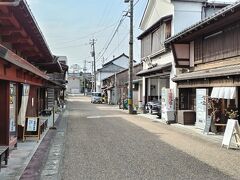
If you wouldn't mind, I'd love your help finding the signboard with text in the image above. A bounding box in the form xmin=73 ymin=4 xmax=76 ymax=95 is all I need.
xmin=222 ymin=119 xmax=240 ymax=149
xmin=23 ymin=117 xmax=40 ymax=141
xmin=161 ymin=88 xmax=174 ymax=121
xmin=196 ymin=89 xmax=208 ymax=129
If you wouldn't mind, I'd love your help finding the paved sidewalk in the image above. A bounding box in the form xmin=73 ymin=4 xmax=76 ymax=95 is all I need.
xmin=0 ymin=113 xmax=59 ymax=180
xmin=40 ymin=110 xmax=68 ymax=180
xmin=139 ymin=113 xmax=225 ymax=144
xmin=109 ymin=106 xmax=240 ymax=179
xmin=113 ymin=105 xmax=237 ymax=147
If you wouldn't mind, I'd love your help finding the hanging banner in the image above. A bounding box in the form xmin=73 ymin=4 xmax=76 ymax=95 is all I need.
xmin=9 ymin=83 xmax=16 ymax=132
xmin=17 ymin=84 xmax=30 ymax=127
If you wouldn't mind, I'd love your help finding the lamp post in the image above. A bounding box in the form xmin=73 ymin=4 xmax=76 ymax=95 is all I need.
xmin=124 ymin=0 xmax=134 ymax=114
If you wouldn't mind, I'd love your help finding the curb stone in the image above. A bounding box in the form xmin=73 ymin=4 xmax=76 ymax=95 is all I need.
xmin=40 ymin=110 xmax=68 ymax=180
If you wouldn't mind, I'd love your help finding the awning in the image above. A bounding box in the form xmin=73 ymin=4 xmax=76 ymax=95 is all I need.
xmin=172 ymin=64 xmax=240 ymax=82
xmin=211 ymin=87 xmax=236 ymax=99
xmin=136 ymin=63 xmax=172 ymax=76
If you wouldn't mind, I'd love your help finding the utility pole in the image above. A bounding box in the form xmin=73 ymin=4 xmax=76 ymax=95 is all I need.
xmin=91 ymin=61 xmax=94 ymax=92
xmin=124 ymin=0 xmax=134 ymax=114
xmin=83 ymin=60 xmax=87 ymax=96
xmin=90 ymin=39 xmax=97 ymax=92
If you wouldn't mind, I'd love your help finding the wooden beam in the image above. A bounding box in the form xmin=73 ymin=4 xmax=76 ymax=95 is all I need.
xmin=2 ymin=33 xmax=30 ymax=43
xmin=22 ymin=50 xmax=40 ymax=57
xmin=0 ymin=11 xmax=32 ymax=43
xmin=0 ymin=12 xmax=12 ymax=19
xmin=12 ymin=43 xmax=33 ymax=51
xmin=0 ymin=26 xmax=22 ymax=36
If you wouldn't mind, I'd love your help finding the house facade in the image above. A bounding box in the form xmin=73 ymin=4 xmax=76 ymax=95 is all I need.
xmin=138 ymin=0 xmax=229 ymax=120
xmin=67 ymin=72 xmax=92 ymax=94
xmin=166 ymin=1 xmax=240 ymax=131
xmin=102 ymin=63 xmax=143 ymax=106
xmin=0 ymin=0 xmax=68 ymax=151
xmin=96 ymin=53 xmax=129 ymax=92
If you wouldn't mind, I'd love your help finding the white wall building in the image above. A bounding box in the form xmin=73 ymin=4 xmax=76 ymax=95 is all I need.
xmin=137 ymin=0 xmax=229 ymax=114
xmin=96 ymin=53 xmax=129 ymax=92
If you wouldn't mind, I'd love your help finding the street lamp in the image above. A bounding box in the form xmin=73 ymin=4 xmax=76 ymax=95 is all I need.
xmin=124 ymin=0 xmax=134 ymax=114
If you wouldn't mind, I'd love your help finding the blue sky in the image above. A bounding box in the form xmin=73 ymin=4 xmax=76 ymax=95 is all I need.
xmin=26 ymin=0 xmax=148 ymax=72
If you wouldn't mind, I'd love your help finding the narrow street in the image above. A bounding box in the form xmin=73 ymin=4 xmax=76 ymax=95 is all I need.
xmin=62 ymin=96 xmax=236 ymax=180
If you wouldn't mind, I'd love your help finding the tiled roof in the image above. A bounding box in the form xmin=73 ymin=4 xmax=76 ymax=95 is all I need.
xmin=172 ymin=64 xmax=240 ymax=81
xmin=165 ymin=1 xmax=240 ymax=44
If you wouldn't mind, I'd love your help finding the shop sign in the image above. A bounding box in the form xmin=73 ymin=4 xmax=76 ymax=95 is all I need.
xmin=161 ymin=88 xmax=174 ymax=121
xmin=222 ymin=119 xmax=240 ymax=149
xmin=9 ymin=118 xmax=16 ymax=132
xmin=203 ymin=115 xmax=211 ymax=134
xmin=26 ymin=118 xmax=38 ymax=132
xmin=196 ymin=89 xmax=208 ymax=129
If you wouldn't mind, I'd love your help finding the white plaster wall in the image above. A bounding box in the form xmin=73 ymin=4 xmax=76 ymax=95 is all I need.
xmin=170 ymin=68 xmax=177 ymax=98
xmin=101 ymin=72 xmax=114 ymax=81
xmin=142 ymin=77 xmax=146 ymax=104
xmin=140 ymin=0 xmax=174 ymax=31
xmin=172 ymin=1 xmax=202 ymax=35
xmin=67 ymin=78 xmax=81 ymax=94
xmin=149 ymin=52 xmax=173 ymax=69
xmin=113 ymin=56 xmax=129 ymax=69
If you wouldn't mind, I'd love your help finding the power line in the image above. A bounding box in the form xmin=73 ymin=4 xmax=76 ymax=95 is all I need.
xmin=54 ymin=43 xmax=88 ymax=49
xmin=96 ymin=0 xmax=141 ymax=63
xmin=51 ymin=23 xmax=118 ymax=45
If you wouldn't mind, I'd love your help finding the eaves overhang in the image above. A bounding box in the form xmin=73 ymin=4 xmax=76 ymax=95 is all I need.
xmin=165 ymin=1 xmax=240 ymax=45
xmin=138 ymin=15 xmax=172 ymax=40
xmin=0 ymin=44 xmax=49 ymax=80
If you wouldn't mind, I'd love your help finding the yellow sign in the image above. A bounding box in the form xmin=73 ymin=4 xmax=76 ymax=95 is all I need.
xmin=128 ymin=99 xmax=132 ymax=105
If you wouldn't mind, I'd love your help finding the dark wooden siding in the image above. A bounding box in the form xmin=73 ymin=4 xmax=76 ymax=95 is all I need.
xmin=194 ymin=22 xmax=240 ymax=63
xmin=0 ymin=80 xmax=10 ymax=145
xmin=141 ymin=20 xmax=171 ymax=59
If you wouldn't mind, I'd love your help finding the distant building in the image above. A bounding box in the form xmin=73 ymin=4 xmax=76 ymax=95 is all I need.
xmin=67 ymin=72 xmax=92 ymax=94
xmin=96 ymin=53 xmax=131 ymax=92
xmin=102 ymin=63 xmax=143 ymax=106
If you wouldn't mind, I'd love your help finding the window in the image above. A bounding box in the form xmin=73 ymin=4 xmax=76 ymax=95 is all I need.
xmin=141 ymin=20 xmax=172 ymax=59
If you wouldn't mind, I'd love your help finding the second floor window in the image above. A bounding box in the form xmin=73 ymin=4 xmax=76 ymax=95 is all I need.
xmin=141 ymin=20 xmax=172 ymax=59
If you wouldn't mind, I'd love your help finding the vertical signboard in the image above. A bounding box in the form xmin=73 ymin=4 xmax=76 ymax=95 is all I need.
xmin=161 ymin=88 xmax=174 ymax=121
xmin=196 ymin=89 xmax=208 ymax=129
xmin=9 ymin=83 xmax=17 ymax=137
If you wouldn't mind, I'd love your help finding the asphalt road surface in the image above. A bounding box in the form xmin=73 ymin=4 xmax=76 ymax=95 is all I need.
xmin=62 ymin=96 xmax=234 ymax=180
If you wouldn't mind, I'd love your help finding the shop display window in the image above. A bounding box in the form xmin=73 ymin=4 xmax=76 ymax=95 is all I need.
xmin=179 ymin=88 xmax=196 ymax=110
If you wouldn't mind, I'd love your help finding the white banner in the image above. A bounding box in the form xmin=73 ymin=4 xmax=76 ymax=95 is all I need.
xmin=196 ymin=89 xmax=208 ymax=129
xmin=17 ymin=84 xmax=30 ymax=127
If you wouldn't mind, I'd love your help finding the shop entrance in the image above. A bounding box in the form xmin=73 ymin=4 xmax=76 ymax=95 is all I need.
xmin=146 ymin=77 xmax=169 ymax=103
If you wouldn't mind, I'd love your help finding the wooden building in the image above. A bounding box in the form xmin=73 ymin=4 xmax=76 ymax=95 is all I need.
xmin=102 ymin=63 xmax=143 ymax=107
xmin=0 ymin=1 xmax=67 ymax=149
xmin=165 ymin=1 xmax=240 ymax=129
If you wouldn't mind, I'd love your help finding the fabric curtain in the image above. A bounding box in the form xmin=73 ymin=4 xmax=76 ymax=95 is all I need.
xmin=17 ymin=84 xmax=30 ymax=127
xmin=211 ymin=87 xmax=236 ymax=99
